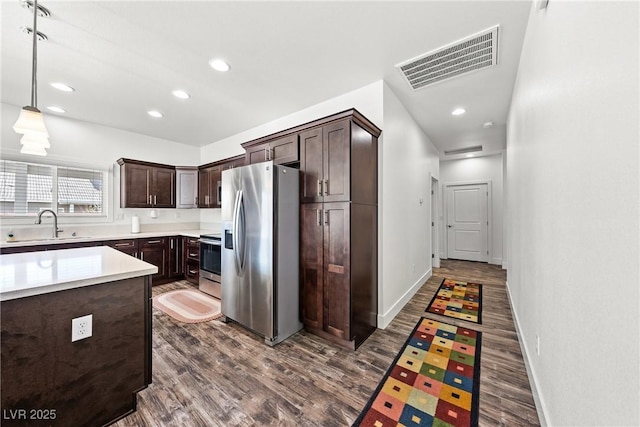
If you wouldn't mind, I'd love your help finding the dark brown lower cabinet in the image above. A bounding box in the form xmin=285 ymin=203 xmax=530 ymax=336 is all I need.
xmin=168 ymin=236 xmax=184 ymax=279
xmin=184 ymin=237 xmax=200 ymax=285
xmin=1 ymin=276 xmax=152 ymax=427
xmin=139 ymin=237 xmax=168 ymax=284
xmin=300 ymin=201 xmax=377 ymax=350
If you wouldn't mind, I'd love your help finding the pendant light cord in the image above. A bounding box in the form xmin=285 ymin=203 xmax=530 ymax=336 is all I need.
xmin=31 ymin=0 xmax=38 ymax=108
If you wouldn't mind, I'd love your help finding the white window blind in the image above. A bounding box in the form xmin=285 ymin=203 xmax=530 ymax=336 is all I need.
xmin=0 ymin=160 xmax=105 ymax=216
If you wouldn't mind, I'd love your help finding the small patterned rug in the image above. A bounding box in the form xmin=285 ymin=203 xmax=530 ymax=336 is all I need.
xmin=426 ymin=279 xmax=483 ymax=324
xmin=152 ymin=289 xmax=222 ymax=323
xmin=353 ymin=317 xmax=481 ymax=427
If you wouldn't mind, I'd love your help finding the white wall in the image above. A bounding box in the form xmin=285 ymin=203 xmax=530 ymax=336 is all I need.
xmin=439 ymin=154 xmax=503 ymax=265
xmin=378 ymin=82 xmax=440 ymax=328
xmin=506 ymin=2 xmax=639 ymax=426
xmin=1 ymin=103 xmax=201 ymax=236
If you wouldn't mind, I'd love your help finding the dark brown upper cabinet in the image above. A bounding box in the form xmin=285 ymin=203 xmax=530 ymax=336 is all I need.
xmin=300 ymin=116 xmax=377 ymax=205
xmin=243 ymin=134 xmax=299 ymax=165
xmin=300 ymin=120 xmax=351 ymax=203
xmin=117 ymin=158 xmax=175 ymax=208
xmin=198 ymin=165 xmax=221 ymax=208
xmin=198 ymin=155 xmax=245 ymax=208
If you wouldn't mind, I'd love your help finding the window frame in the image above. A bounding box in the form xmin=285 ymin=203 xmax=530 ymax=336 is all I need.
xmin=0 ymin=156 xmax=113 ymax=225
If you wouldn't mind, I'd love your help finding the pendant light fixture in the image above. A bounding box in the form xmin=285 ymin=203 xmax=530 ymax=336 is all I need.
xmin=13 ymin=0 xmax=50 ymax=156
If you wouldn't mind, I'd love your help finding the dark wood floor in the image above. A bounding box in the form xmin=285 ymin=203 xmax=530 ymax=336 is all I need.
xmin=115 ymin=260 xmax=539 ymax=426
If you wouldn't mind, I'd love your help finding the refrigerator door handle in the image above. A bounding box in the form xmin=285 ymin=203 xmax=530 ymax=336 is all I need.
xmin=237 ymin=189 xmax=246 ymax=270
xmin=232 ymin=190 xmax=242 ymax=274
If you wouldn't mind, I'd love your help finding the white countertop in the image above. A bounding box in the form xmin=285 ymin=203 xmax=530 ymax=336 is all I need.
xmin=0 ymin=229 xmax=219 ymax=249
xmin=0 ymin=246 xmax=158 ymax=301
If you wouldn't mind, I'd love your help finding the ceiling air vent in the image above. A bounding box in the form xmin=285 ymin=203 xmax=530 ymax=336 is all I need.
xmin=396 ymin=25 xmax=499 ymax=90
xmin=444 ymin=145 xmax=483 ymax=156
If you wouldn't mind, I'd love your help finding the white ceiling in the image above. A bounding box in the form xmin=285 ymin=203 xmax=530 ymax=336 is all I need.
xmin=1 ymin=1 xmax=531 ymax=158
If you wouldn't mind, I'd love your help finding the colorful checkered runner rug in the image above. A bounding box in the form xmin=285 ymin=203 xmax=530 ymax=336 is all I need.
xmin=426 ymin=279 xmax=483 ymax=324
xmin=353 ymin=317 xmax=481 ymax=427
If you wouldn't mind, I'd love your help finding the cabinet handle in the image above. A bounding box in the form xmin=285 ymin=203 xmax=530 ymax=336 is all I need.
xmin=316 ymin=209 xmax=321 ymax=226
xmin=189 ymin=252 xmax=197 ymax=257
xmin=154 ymin=195 xmax=157 ymax=205
xmin=325 ymin=210 xmax=329 ymax=225
xmin=324 ymin=180 xmax=329 ymax=195
xmin=114 ymin=243 xmax=130 ymax=247
xmin=140 ymin=252 xmax=144 ymax=261
xmin=170 ymin=239 xmax=174 ymax=249
xmin=317 ymin=180 xmax=322 ymax=196
xmin=189 ymin=270 xmax=197 ymax=275
xmin=149 ymin=195 xmax=153 ymax=205
xmin=147 ymin=240 xmax=162 ymax=244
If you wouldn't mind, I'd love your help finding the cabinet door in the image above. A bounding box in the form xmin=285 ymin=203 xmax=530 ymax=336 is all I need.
xmin=176 ymin=169 xmax=198 ymax=208
xmin=323 ymin=202 xmax=351 ymax=340
xmin=300 ymin=203 xmax=324 ymax=329
xmin=209 ymin=167 xmax=222 ymax=208
xmin=168 ymin=236 xmax=183 ymax=278
xmin=323 ymin=120 xmax=351 ymax=203
xmin=198 ymin=169 xmax=209 ymax=207
xmin=299 ymin=127 xmax=323 ymax=203
xmin=153 ymin=168 xmax=175 ymax=208
xmin=270 ymin=135 xmax=299 ymax=165
xmin=122 ymin=164 xmax=151 ymax=208
xmin=139 ymin=238 xmax=168 ymax=284
xmin=245 ymin=143 xmax=269 ymax=165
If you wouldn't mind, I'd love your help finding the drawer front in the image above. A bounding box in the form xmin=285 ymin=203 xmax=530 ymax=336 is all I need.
xmin=186 ymin=241 xmax=200 ymax=261
xmin=106 ymin=239 xmax=138 ymax=250
xmin=185 ymin=259 xmax=200 ymax=284
xmin=139 ymin=237 xmax=167 ymax=249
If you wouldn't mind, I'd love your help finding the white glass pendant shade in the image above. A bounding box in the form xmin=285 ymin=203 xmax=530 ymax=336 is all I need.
xmin=20 ymin=131 xmax=50 ymax=148
xmin=20 ymin=141 xmax=48 ymax=156
xmin=13 ymin=106 xmax=49 ymax=136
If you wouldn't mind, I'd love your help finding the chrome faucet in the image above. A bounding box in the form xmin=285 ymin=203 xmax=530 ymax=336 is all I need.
xmin=36 ymin=209 xmax=63 ymax=238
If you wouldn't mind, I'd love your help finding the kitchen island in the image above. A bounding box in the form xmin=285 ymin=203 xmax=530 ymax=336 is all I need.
xmin=1 ymin=246 xmax=157 ymax=426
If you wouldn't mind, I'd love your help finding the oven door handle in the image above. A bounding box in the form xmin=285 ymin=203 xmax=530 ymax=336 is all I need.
xmin=199 ymin=239 xmax=221 ymax=246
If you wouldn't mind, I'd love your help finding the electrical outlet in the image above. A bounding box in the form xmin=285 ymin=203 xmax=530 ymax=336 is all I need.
xmin=72 ymin=314 xmax=93 ymax=342
xmin=536 ymin=334 xmax=540 ymax=356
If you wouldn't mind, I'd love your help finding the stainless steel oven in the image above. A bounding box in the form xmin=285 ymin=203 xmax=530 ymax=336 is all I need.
xmin=199 ymin=234 xmax=221 ymax=299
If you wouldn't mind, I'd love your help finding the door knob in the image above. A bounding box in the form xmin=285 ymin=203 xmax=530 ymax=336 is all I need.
xmin=448 ymin=225 xmax=453 ymax=228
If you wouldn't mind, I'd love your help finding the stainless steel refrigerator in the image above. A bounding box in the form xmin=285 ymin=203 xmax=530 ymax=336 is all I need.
xmin=221 ymin=161 xmax=302 ymax=346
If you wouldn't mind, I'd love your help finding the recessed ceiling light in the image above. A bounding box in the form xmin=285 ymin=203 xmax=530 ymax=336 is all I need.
xmin=466 ymin=153 xmax=475 ymax=158
xmin=483 ymin=121 xmax=494 ymax=128
xmin=50 ymin=82 xmax=74 ymax=92
xmin=451 ymin=108 xmax=466 ymax=116
xmin=172 ymin=90 xmax=190 ymax=99
xmin=147 ymin=110 xmax=163 ymax=118
xmin=209 ymin=58 xmax=230 ymax=72
xmin=46 ymin=106 xmax=65 ymax=113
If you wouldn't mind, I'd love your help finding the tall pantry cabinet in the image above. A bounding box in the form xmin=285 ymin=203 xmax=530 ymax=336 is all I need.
xmin=299 ymin=110 xmax=380 ymax=350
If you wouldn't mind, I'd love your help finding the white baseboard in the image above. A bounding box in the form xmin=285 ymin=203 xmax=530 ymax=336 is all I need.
xmin=505 ymin=281 xmax=550 ymax=427
xmin=377 ymin=268 xmax=432 ymax=329
xmin=491 ymin=257 xmax=502 ymax=265
xmin=502 ymin=261 xmax=508 ymax=270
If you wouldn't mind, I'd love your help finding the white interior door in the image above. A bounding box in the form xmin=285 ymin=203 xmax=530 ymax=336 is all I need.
xmin=446 ymin=184 xmax=488 ymax=262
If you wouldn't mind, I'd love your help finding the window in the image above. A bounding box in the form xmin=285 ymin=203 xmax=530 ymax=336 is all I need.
xmin=0 ymin=160 xmax=106 ymax=217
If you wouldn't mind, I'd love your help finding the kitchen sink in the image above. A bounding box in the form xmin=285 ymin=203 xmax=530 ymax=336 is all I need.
xmin=9 ymin=236 xmax=92 ymax=243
